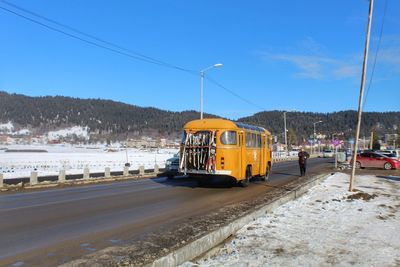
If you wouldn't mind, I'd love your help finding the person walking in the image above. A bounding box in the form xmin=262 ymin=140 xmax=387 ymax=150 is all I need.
xmin=298 ymin=148 xmax=310 ymax=177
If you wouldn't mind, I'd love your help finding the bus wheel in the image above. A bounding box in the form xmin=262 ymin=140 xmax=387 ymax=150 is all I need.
xmin=260 ymin=165 xmax=270 ymax=182
xmin=240 ymin=167 xmax=251 ymax=187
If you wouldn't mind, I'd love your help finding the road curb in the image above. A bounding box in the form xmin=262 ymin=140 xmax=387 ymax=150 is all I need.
xmin=147 ymin=172 xmax=333 ymax=267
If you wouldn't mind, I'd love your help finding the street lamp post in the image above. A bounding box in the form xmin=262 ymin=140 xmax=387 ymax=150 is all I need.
xmin=200 ymin=63 xmax=223 ymax=119
xmin=312 ymin=120 xmax=323 ymax=155
xmin=283 ymin=110 xmax=296 ymax=155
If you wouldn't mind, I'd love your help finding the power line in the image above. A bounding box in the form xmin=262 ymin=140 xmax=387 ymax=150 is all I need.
xmin=0 ymin=2 xmax=196 ymax=75
xmin=205 ymin=76 xmax=267 ymax=111
xmin=1 ymin=0 xmax=189 ymax=72
xmin=363 ymin=0 xmax=388 ymax=110
xmin=0 ymin=2 xmax=267 ymax=111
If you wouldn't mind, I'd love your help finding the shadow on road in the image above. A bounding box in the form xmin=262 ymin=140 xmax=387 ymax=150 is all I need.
xmin=152 ymin=175 xmax=241 ymax=189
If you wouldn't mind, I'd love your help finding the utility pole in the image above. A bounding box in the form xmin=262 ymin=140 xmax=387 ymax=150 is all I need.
xmin=312 ymin=121 xmax=323 ymax=155
xmin=370 ymin=131 xmax=373 ymax=149
xmin=284 ymin=112 xmax=288 ymax=155
xmin=350 ymin=0 xmax=374 ymax=192
xmin=363 ymin=136 xmax=366 ymax=150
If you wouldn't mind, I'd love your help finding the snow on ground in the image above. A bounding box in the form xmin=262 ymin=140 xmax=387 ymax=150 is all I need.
xmin=182 ymin=173 xmax=400 ymax=267
xmin=0 ymin=144 xmax=178 ymax=179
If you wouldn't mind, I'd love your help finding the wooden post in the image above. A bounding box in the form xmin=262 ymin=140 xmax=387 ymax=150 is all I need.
xmin=154 ymin=164 xmax=159 ymax=174
xmin=58 ymin=169 xmax=66 ymax=182
xmin=30 ymin=171 xmax=38 ymax=185
xmin=105 ymin=167 xmax=111 ymax=178
xmin=83 ymin=167 xmax=90 ymax=179
xmin=139 ymin=166 xmax=145 ymax=176
xmin=123 ymin=166 xmax=129 ymax=176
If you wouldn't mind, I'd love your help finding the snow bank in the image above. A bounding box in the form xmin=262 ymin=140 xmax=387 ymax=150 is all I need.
xmin=183 ymin=173 xmax=400 ymax=267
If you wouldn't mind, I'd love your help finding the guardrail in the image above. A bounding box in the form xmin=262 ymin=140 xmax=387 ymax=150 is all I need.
xmin=0 ymin=164 xmax=164 ymax=188
xmin=0 ymin=153 xmax=319 ymax=189
xmin=272 ymin=152 xmax=319 ymax=162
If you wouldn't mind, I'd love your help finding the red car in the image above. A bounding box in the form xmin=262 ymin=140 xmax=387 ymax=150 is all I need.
xmin=355 ymin=152 xmax=400 ymax=170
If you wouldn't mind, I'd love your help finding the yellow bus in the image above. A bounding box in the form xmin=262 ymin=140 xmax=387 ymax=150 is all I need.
xmin=179 ymin=118 xmax=272 ymax=186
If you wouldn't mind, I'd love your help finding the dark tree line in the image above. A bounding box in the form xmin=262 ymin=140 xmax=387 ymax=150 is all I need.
xmin=238 ymin=110 xmax=400 ymax=143
xmin=0 ymin=91 xmax=398 ymax=143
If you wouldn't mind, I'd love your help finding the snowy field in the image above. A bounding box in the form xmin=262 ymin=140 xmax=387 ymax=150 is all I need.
xmin=182 ymin=173 xmax=400 ymax=267
xmin=0 ymin=144 xmax=178 ymax=179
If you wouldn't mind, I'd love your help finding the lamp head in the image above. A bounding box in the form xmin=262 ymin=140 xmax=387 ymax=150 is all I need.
xmin=213 ymin=63 xmax=223 ymax=68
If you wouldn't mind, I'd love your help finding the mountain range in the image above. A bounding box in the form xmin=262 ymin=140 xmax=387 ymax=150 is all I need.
xmin=0 ymin=91 xmax=398 ymax=143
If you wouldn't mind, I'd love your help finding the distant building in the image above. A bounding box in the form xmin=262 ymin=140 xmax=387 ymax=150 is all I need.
xmin=385 ymin=134 xmax=398 ymax=144
xmin=0 ymin=135 xmax=12 ymax=144
xmin=159 ymin=138 xmax=167 ymax=148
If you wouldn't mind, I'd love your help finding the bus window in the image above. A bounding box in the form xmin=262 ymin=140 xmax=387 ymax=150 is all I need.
xmin=220 ymin=131 xmax=237 ymax=145
xmin=246 ymin=133 xmax=251 ymax=147
xmin=252 ymin=133 xmax=257 ymax=147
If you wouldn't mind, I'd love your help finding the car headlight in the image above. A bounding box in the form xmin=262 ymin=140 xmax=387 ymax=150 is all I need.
xmin=166 ymin=160 xmax=172 ymax=166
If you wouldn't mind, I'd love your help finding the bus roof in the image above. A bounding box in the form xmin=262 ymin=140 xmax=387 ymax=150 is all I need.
xmin=183 ymin=118 xmax=270 ymax=134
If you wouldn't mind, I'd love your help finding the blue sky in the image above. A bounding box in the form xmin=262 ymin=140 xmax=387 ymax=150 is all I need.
xmin=1 ymin=0 xmax=399 ymax=119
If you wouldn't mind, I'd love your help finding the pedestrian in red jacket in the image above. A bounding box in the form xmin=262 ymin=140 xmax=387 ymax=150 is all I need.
xmin=298 ymin=148 xmax=310 ymax=177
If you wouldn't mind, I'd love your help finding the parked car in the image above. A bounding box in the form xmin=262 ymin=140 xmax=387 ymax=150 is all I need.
xmin=322 ymin=149 xmax=334 ymax=158
xmin=164 ymin=153 xmax=180 ymax=179
xmin=354 ymin=152 xmax=400 ymax=170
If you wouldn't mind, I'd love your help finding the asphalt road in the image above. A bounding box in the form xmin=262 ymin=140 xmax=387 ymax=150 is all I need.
xmin=0 ymin=158 xmax=333 ymax=266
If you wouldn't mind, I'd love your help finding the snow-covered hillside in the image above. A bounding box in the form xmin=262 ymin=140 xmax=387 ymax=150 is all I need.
xmin=0 ymin=121 xmax=14 ymax=133
xmin=0 ymin=121 xmax=88 ymax=140
xmin=47 ymin=126 xmax=89 ymax=141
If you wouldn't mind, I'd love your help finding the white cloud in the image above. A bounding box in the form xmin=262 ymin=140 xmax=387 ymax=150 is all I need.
xmin=333 ymin=65 xmax=360 ymax=79
xmin=378 ymin=47 xmax=400 ymax=66
xmin=264 ymin=52 xmax=359 ymax=80
xmin=261 ymin=36 xmax=400 ymax=81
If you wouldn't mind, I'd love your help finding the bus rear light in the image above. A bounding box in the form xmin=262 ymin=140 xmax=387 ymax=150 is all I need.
xmin=221 ymin=157 xmax=225 ymax=169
